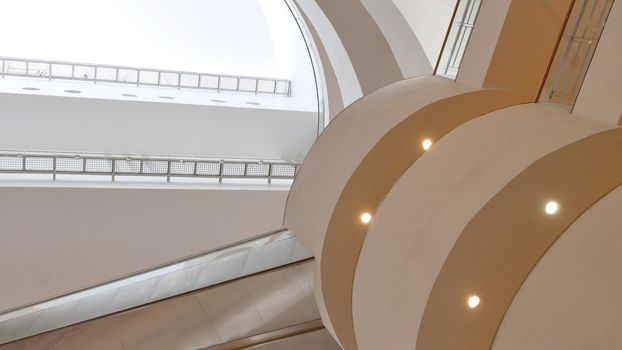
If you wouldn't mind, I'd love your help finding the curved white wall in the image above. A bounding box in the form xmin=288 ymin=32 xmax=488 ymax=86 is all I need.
xmin=392 ymin=0 xmax=457 ymax=66
xmin=285 ymin=76 xmax=473 ymax=342
xmin=457 ymin=0 xmax=512 ymax=87
xmin=359 ymin=0 xmax=433 ymax=78
xmin=286 ymin=77 xmax=470 ymax=256
xmin=293 ymin=0 xmax=363 ymax=107
xmin=353 ymin=104 xmax=610 ymax=349
xmin=492 ymin=184 xmax=622 ymax=350
xmin=291 ymin=0 xmax=453 ymax=117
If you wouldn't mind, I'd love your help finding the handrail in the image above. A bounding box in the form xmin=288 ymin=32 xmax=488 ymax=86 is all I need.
xmin=0 ymin=228 xmax=313 ymax=344
xmin=0 ymin=56 xmax=292 ymax=96
xmin=0 ymin=150 xmax=299 ymax=183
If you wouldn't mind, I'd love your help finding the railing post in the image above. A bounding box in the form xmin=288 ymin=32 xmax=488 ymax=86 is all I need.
xmin=218 ymin=160 xmax=223 ymax=183
xmin=111 ymin=159 xmax=116 ymax=181
xmin=166 ymin=160 xmax=171 ymax=182
xmin=268 ymin=163 xmax=273 ymax=184
xmin=52 ymin=157 xmax=57 ymax=180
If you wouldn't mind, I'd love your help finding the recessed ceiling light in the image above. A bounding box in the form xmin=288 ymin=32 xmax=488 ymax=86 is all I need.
xmin=211 ymin=99 xmax=226 ymax=103
xmin=22 ymin=87 xmax=40 ymax=91
xmin=159 ymin=96 xmax=174 ymax=100
xmin=422 ymin=139 xmax=433 ymax=150
xmin=121 ymin=93 xmax=137 ymax=97
xmin=360 ymin=212 xmax=372 ymax=224
xmin=545 ymin=201 xmax=559 ymax=215
xmin=468 ymin=295 xmax=480 ymax=309
xmin=246 ymin=101 xmax=260 ymax=105
xmin=64 ymin=89 xmax=81 ymax=94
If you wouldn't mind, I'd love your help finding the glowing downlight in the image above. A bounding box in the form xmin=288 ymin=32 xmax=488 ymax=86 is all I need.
xmin=468 ymin=295 xmax=480 ymax=309
xmin=360 ymin=212 xmax=372 ymax=224
xmin=422 ymin=139 xmax=433 ymax=150
xmin=545 ymin=201 xmax=559 ymax=215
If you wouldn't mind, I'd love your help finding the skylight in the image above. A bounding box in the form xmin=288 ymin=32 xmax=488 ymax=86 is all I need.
xmin=1 ymin=0 xmax=282 ymax=76
xmin=0 ymin=0 xmax=317 ymax=111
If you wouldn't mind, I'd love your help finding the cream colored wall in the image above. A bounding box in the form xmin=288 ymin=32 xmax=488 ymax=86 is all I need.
xmin=293 ymin=0 xmax=451 ymax=113
xmin=0 ymin=186 xmax=288 ymax=312
xmin=313 ymin=0 xmax=403 ymax=95
xmin=457 ymin=0 xmax=512 ymax=87
xmin=392 ymin=0 xmax=457 ymax=66
xmin=293 ymin=4 xmax=344 ymax=123
xmin=294 ymin=0 xmax=363 ymax=107
xmin=359 ymin=0 xmax=432 ymax=77
xmin=286 ymin=1 xmax=589 ymax=346
xmin=492 ymin=184 xmax=622 ymax=350
xmin=284 ymin=76 xmax=472 ymax=340
xmin=482 ymin=0 xmax=573 ymax=100
xmin=352 ymin=104 xmax=610 ymax=349
xmin=285 ymin=77 xmax=469 ymax=256
xmin=573 ymin=0 xmax=622 ymax=125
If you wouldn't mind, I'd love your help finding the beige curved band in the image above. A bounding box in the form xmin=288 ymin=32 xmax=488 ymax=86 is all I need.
xmin=320 ymin=89 xmax=528 ymax=350
xmin=296 ymin=0 xmax=576 ymax=347
xmin=416 ymin=127 xmax=622 ymax=349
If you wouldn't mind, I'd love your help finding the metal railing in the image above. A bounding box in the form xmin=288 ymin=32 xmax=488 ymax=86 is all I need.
xmin=546 ymin=0 xmax=614 ymax=107
xmin=0 ymin=150 xmax=299 ymax=183
xmin=437 ymin=0 xmax=483 ymax=79
xmin=0 ymin=56 xmax=292 ymax=95
xmin=0 ymin=228 xmax=312 ymax=344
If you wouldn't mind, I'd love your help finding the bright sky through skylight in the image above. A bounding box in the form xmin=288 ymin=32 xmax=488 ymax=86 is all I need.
xmin=0 ymin=0 xmax=302 ymax=78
